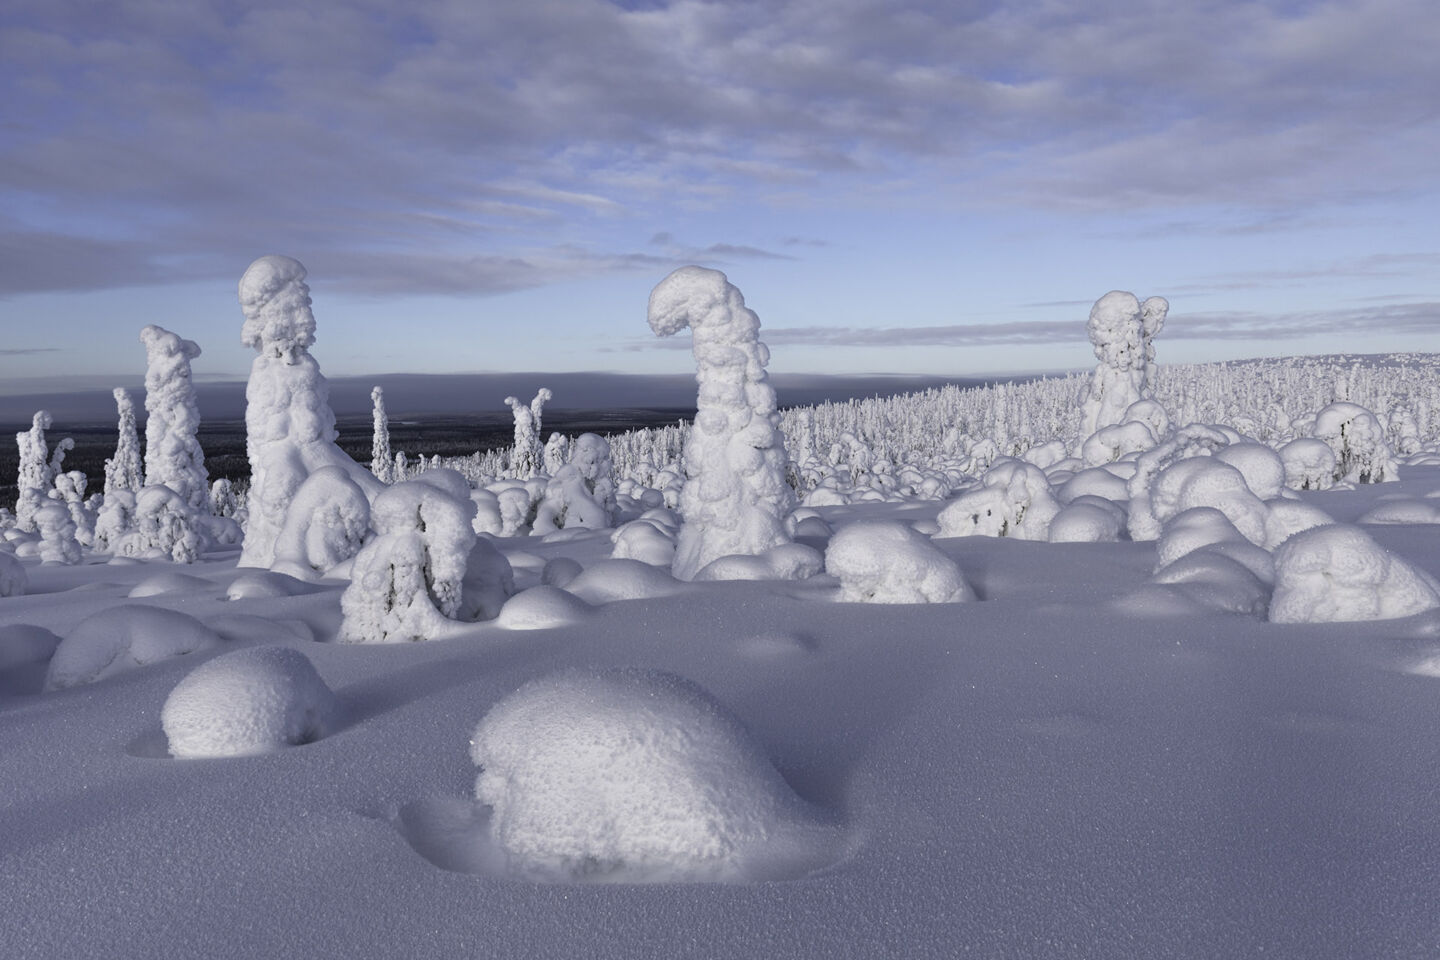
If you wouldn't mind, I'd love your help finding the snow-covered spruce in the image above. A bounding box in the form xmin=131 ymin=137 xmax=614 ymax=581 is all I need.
xmin=45 ymin=605 xmax=222 ymax=691
xmin=936 ymin=459 xmax=1061 ymax=540
xmin=1140 ymin=296 xmax=1168 ymax=393
xmin=340 ymin=479 xmax=513 ymax=643
xmin=470 ymin=668 xmax=832 ymax=882
xmin=237 ymin=255 xmax=382 ymax=568
xmin=140 ymin=325 xmax=209 ymax=512
xmin=14 ymin=411 xmax=55 ymax=533
xmin=1269 ymin=524 xmax=1440 ymax=623
xmin=825 ymin=521 xmax=973 ymax=603
xmin=126 ymin=484 xmax=204 ymax=563
xmin=648 ymin=266 xmax=794 ymax=580
xmin=505 ymin=389 xmax=552 ymax=480
xmin=371 ymin=386 xmax=394 ymax=483
xmin=162 ymin=646 xmax=341 ymax=759
xmin=1278 ymin=438 xmax=1336 ymax=491
xmin=1079 ymin=291 xmax=1149 ymax=442
xmin=1310 ymin=401 xmax=1398 ymax=484
xmin=35 ymin=500 xmax=81 ymax=565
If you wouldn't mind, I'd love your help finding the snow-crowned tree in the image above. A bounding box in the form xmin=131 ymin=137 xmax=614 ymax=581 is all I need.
xmin=105 ymin=388 xmax=143 ymax=498
xmin=1079 ymin=291 xmax=1148 ymax=442
xmin=15 ymin=411 xmax=55 ymax=533
xmin=35 ymin=500 xmax=80 ymax=565
xmin=51 ymin=471 xmax=95 ymax=548
xmin=237 ymin=255 xmax=382 ymax=568
xmin=505 ymin=388 xmax=552 ymax=479
xmin=533 ymin=433 xmax=616 ymax=534
xmin=370 ymin=386 xmax=393 ymax=483
xmin=542 ymin=432 xmax=570 ymax=477
xmin=647 ymin=266 xmax=794 ymax=580
xmin=140 ymin=325 xmax=209 ymax=512
xmin=1141 ymin=296 xmax=1168 ymax=393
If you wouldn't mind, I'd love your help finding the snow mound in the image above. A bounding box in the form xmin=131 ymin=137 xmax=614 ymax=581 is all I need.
xmin=45 ymin=606 xmax=223 ymax=691
xmin=470 ymin=668 xmax=835 ymax=882
xmin=564 ymin=559 xmax=685 ymax=604
xmin=1151 ymin=550 xmax=1270 ymax=617
xmin=1261 ymin=499 xmax=1334 ymax=550
xmin=1270 ymin=524 xmax=1440 ymax=623
xmin=1049 ymin=498 xmax=1125 ymax=543
xmin=610 ymin=519 xmax=677 ymax=567
xmin=128 ymin=571 xmax=215 ymax=598
xmin=225 ymin=570 xmax=317 ymax=600
xmin=693 ymin=543 xmax=824 ymax=582
xmin=162 ymin=646 xmax=339 ymax=758
xmin=1215 ymin=443 xmax=1287 ymax=500
xmin=1358 ymin=498 xmax=1440 ymax=524
xmin=0 ymin=552 xmax=27 ymax=597
xmin=495 ymin=586 xmax=595 ymax=630
xmin=826 ymin=521 xmax=973 ymax=603
xmin=0 ymin=623 xmax=60 ymax=669
xmin=540 ymin=556 xmax=583 ymax=588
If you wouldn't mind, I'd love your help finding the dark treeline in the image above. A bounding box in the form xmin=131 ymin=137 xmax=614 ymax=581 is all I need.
xmin=0 ymin=408 xmax=694 ymax=509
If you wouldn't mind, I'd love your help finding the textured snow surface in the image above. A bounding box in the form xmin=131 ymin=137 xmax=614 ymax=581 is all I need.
xmin=44 ymin=604 xmax=222 ymax=690
xmin=5 ymin=476 xmax=1440 ymax=957
xmin=162 ymin=646 xmax=340 ymax=758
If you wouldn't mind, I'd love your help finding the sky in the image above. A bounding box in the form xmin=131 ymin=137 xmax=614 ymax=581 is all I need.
xmin=2 ymin=0 xmax=1438 ymax=404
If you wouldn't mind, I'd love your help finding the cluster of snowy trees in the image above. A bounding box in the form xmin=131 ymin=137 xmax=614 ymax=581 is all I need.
xmin=7 ymin=266 xmax=1438 ymax=633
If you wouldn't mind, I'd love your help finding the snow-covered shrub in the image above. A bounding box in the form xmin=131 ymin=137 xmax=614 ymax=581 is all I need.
xmin=1081 ymin=420 xmax=1155 ymax=466
xmin=542 ymin=432 xmax=570 ymax=477
xmin=1155 ymin=507 xmax=1248 ymax=570
xmin=1358 ymin=498 xmax=1440 ymax=524
xmin=826 ymin=521 xmax=973 ymax=603
xmin=127 ymin=484 xmax=204 ymax=563
xmin=1125 ymin=424 xmax=1233 ymax=540
xmin=692 ymin=543 xmax=824 ymax=582
xmin=162 ymin=646 xmax=340 ymax=758
xmin=370 ymin=386 xmax=394 ymax=483
xmin=1278 ymin=438 xmax=1336 ymax=491
xmin=35 ymin=501 xmax=80 ymax=565
xmin=936 ymin=459 xmax=1060 ymax=540
xmin=1056 ymin=467 xmax=1130 ymax=504
xmin=1214 ymin=443 xmax=1287 ymax=501
xmin=1048 ymin=497 xmax=1125 ymax=543
xmin=51 ymin=470 xmax=95 ymax=548
xmin=563 ymin=558 xmax=684 ymax=604
xmin=45 ymin=605 xmax=222 ymax=690
xmin=1310 ymin=402 xmax=1397 ymax=484
xmin=237 ymin=255 xmax=382 ymax=568
xmin=1261 ymin=499 xmax=1334 ymax=551
xmin=140 ymin=325 xmax=209 ymax=512
xmin=1147 ymin=457 xmax=1268 ymax=546
xmin=470 ymin=668 xmax=827 ymax=882
xmin=0 ymin=552 xmax=27 ymax=597
xmin=611 ymin=519 xmax=678 ymax=567
xmin=1079 ymin=291 xmax=1148 ymax=440
xmin=340 ymin=481 xmax=510 ymax=642
xmin=14 ymin=411 xmax=55 ymax=533
xmin=271 ymin=466 xmax=371 ymax=579
xmin=1270 ymin=524 xmax=1440 ymax=623
xmin=648 ymin=266 xmax=793 ymax=579
xmin=533 ymin=433 xmax=615 ymax=534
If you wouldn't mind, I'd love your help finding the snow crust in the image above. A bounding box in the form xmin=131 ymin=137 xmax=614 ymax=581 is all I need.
xmin=162 ymin=646 xmax=340 ymax=759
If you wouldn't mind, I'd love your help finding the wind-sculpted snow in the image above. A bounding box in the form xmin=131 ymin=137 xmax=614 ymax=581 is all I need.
xmin=44 ymin=605 xmax=222 ymax=691
xmin=162 ymin=646 xmax=340 ymax=759
xmin=271 ymin=466 xmax=371 ymax=579
xmin=826 ymin=521 xmax=973 ymax=603
xmin=1269 ymin=524 xmax=1440 ymax=623
xmin=648 ymin=266 xmax=793 ymax=579
xmin=470 ymin=669 xmax=839 ymax=882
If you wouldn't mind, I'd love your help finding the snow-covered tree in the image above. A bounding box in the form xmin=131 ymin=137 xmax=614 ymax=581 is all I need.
xmin=1079 ymin=291 xmax=1148 ymax=442
xmin=505 ymin=388 xmax=552 ymax=479
xmin=1141 ymin=296 xmax=1168 ymax=393
xmin=647 ymin=266 xmax=794 ymax=580
xmin=237 ymin=255 xmax=382 ymax=568
xmin=370 ymin=386 xmax=393 ymax=483
xmin=35 ymin=500 xmax=81 ymax=565
xmin=543 ymin=432 xmax=570 ymax=477
xmin=15 ymin=411 xmax=55 ymax=533
xmin=533 ymin=433 xmax=616 ymax=534
xmin=140 ymin=325 xmax=209 ymax=512
xmin=105 ymin=388 xmax=143 ymax=498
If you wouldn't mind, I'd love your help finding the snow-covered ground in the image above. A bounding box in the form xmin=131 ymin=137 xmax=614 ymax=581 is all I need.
xmin=4 ymin=468 xmax=1440 ymax=959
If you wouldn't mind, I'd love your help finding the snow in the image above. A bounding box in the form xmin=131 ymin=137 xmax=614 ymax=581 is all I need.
xmin=12 ymin=349 xmax=1440 ymax=957
xmin=161 ymin=646 xmax=341 ymax=759
xmin=469 ymin=668 xmax=840 ymax=882
xmin=825 ymin=520 xmax=973 ymax=603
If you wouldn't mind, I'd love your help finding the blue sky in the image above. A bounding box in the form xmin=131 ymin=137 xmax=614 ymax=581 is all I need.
xmin=2 ymin=0 xmax=1438 ymax=397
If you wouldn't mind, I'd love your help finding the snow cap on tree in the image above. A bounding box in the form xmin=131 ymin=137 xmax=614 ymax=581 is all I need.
xmin=239 ymin=254 xmax=315 ymax=362
xmin=647 ymin=266 xmax=794 ymax=580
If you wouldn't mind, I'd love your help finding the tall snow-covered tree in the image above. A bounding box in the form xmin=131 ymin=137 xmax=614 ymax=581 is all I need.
xmin=1079 ymin=291 xmax=1148 ymax=443
xmin=647 ymin=266 xmax=794 ymax=580
xmin=105 ymin=388 xmax=143 ymax=498
xmin=371 ymin=386 xmax=393 ymax=483
xmin=237 ymin=255 xmax=383 ymax=568
xmin=14 ymin=411 xmax=55 ymax=533
xmin=140 ymin=325 xmax=209 ymax=512
xmin=505 ymin=388 xmax=552 ymax=479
